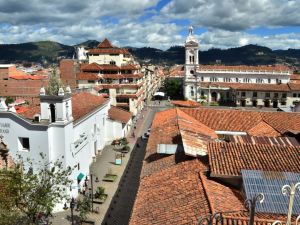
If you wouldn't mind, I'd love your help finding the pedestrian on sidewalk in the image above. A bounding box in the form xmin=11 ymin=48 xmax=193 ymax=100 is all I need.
xmin=132 ymin=132 xmax=135 ymax=138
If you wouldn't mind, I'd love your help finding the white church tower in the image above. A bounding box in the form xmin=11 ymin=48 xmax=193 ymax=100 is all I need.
xmin=184 ymin=26 xmax=199 ymax=100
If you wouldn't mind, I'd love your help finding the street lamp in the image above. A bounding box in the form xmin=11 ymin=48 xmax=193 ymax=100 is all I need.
xmin=63 ymin=197 xmax=76 ymax=225
xmin=84 ymin=174 xmax=99 ymax=212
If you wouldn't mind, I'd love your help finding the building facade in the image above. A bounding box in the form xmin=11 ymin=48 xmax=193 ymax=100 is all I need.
xmin=0 ymin=86 xmax=130 ymax=210
xmin=183 ymin=28 xmax=300 ymax=108
xmin=76 ymin=38 xmax=145 ymax=115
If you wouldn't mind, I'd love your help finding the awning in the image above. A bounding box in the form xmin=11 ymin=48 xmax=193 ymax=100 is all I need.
xmin=77 ymin=172 xmax=85 ymax=182
xmin=154 ymin=92 xmax=165 ymax=97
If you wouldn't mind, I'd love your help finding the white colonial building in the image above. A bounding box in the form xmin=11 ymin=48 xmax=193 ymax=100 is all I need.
xmin=0 ymin=86 xmax=132 ymax=210
xmin=183 ymin=27 xmax=300 ymax=109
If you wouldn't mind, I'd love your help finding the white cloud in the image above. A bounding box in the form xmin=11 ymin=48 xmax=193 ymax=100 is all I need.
xmin=161 ymin=0 xmax=300 ymax=31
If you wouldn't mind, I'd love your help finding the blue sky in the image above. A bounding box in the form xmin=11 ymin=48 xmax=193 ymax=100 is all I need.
xmin=0 ymin=0 xmax=299 ymax=50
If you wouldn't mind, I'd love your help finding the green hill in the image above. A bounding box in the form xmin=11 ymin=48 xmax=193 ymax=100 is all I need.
xmin=0 ymin=41 xmax=74 ymax=64
xmin=0 ymin=40 xmax=299 ymax=68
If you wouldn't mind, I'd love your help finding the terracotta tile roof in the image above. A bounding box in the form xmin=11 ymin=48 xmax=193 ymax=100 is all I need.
xmin=130 ymin=159 xmax=211 ymax=225
xmin=181 ymin=108 xmax=300 ymax=135
xmin=200 ymin=173 xmax=245 ymax=213
xmin=81 ymin=62 xmax=103 ymax=71
xmin=167 ymin=65 xmax=185 ymax=77
xmin=208 ymin=142 xmax=300 ymax=177
xmin=199 ymin=64 xmax=291 ymax=73
xmin=108 ymin=106 xmax=132 ymax=123
xmin=72 ymin=92 xmax=108 ymax=122
xmin=88 ymin=38 xmax=130 ymax=54
xmin=77 ymin=73 xmax=99 ymax=80
xmin=97 ymin=38 xmax=114 ymax=48
xmin=171 ymin=100 xmax=201 ymax=108
xmin=100 ymin=73 xmax=143 ymax=79
xmin=130 ymin=107 xmax=296 ymax=225
xmin=88 ymin=48 xmax=129 ymax=54
xmin=19 ymin=105 xmax=40 ymax=120
xmin=288 ymin=83 xmax=300 ymax=91
xmin=226 ymin=135 xmax=299 ymax=147
xmin=247 ymin=121 xmax=280 ymax=137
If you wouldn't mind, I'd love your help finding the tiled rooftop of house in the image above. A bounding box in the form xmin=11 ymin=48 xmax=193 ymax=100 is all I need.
xmin=171 ymin=100 xmax=201 ymax=108
xmin=88 ymin=38 xmax=130 ymax=55
xmin=19 ymin=92 xmax=108 ymax=122
xmin=180 ymin=107 xmax=300 ymax=135
xmin=108 ymin=106 xmax=132 ymax=123
xmin=130 ymin=107 xmax=300 ymax=225
xmin=208 ymin=142 xmax=300 ymax=177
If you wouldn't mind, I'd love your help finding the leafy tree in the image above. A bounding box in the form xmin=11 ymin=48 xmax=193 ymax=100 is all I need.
xmin=164 ymin=78 xmax=183 ymax=100
xmin=0 ymin=153 xmax=73 ymax=224
xmin=5 ymin=96 xmax=14 ymax=105
xmin=76 ymin=195 xmax=92 ymax=222
xmin=46 ymin=69 xmax=64 ymax=96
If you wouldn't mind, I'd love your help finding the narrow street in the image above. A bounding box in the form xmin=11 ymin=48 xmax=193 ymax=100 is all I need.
xmin=101 ymin=102 xmax=168 ymax=225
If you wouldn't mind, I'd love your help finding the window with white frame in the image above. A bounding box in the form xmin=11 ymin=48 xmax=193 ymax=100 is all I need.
xmin=224 ymin=77 xmax=232 ymax=82
xmin=243 ymin=78 xmax=251 ymax=83
xmin=256 ymin=78 xmax=263 ymax=83
xmin=210 ymin=77 xmax=218 ymax=82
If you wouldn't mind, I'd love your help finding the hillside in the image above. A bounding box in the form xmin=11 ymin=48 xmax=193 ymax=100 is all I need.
xmin=0 ymin=40 xmax=299 ymax=68
xmin=0 ymin=41 xmax=74 ymax=64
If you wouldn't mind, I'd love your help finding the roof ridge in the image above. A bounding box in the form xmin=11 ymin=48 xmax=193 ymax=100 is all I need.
xmin=198 ymin=172 xmax=215 ymax=214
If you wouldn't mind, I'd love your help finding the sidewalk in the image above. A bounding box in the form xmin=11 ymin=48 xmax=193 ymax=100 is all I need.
xmin=51 ymin=107 xmax=151 ymax=225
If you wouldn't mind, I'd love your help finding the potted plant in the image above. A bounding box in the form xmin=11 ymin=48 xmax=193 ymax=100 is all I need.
xmin=103 ymin=168 xmax=118 ymax=182
xmin=94 ymin=186 xmax=108 ymax=204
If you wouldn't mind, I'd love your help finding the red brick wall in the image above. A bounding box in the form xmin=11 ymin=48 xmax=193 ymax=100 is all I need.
xmin=0 ymin=67 xmax=9 ymax=80
xmin=59 ymin=59 xmax=79 ymax=90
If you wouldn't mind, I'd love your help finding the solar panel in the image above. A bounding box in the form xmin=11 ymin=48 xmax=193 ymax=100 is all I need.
xmin=242 ymin=170 xmax=300 ymax=215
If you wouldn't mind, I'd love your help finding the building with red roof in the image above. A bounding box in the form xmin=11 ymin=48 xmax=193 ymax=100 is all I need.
xmin=182 ymin=27 xmax=300 ymax=109
xmin=129 ymin=107 xmax=300 ymax=225
xmin=60 ymin=38 xmax=146 ymax=116
xmin=0 ymin=83 xmax=134 ymax=211
xmin=0 ymin=64 xmax=49 ymax=104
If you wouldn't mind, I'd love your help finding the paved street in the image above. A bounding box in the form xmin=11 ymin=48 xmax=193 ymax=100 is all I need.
xmin=51 ymin=102 xmax=168 ymax=225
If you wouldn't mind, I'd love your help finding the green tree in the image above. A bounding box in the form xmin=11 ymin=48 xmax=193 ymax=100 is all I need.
xmin=76 ymin=195 xmax=92 ymax=223
xmin=46 ymin=69 xmax=64 ymax=96
xmin=164 ymin=79 xmax=183 ymax=100
xmin=0 ymin=153 xmax=73 ymax=224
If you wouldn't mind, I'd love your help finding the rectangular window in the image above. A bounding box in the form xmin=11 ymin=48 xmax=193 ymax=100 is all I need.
xmin=201 ymin=77 xmax=204 ymax=81
xmin=293 ymin=93 xmax=297 ymax=97
xmin=298 ymin=93 xmax=300 ymax=98
xmin=241 ymin=92 xmax=246 ymax=97
xmin=265 ymin=92 xmax=270 ymax=98
xmin=274 ymin=93 xmax=278 ymax=98
xmin=281 ymin=101 xmax=286 ymax=106
xmin=282 ymin=93 xmax=287 ymax=98
xmin=253 ymin=92 xmax=257 ymax=97
xmin=236 ymin=78 xmax=239 ymax=83
xmin=19 ymin=137 xmax=30 ymax=151
xmin=268 ymin=79 xmax=271 ymax=83
xmin=88 ymin=80 xmax=95 ymax=83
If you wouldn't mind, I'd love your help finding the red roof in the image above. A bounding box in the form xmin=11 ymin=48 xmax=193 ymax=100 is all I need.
xmin=97 ymin=38 xmax=113 ymax=48
xmin=72 ymin=92 xmax=108 ymax=122
xmin=77 ymin=73 xmax=99 ymax=80
xmin=19 ymin=92 xmax=108 ymax=122
xmin=108 ymin=106 xmax=132 ymax=123
xmin=171 ymin=100 xmax=201 ymax=108
xmin=208 ymin=142 xmax=300 ymax=177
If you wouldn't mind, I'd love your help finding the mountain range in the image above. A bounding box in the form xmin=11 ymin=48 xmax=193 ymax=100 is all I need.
xmin=0 ymin=40 xmax=299 ymax=69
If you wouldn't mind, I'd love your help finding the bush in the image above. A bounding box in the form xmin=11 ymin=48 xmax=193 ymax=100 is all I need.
xmin=94 ymin=187 xmax=105 ymax=199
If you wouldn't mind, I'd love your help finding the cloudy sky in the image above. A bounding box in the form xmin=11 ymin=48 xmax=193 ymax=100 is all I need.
xmin=0 ymin=0 xmax=299 ymax=50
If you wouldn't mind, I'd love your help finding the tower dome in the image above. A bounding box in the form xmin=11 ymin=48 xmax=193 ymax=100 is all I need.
xmin=185 ymin=26 xmax=198 ymax=45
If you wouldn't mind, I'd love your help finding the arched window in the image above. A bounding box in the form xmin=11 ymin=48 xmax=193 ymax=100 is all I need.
xmin=190 ymin=70 xmax=194 ymax=75
xmin=50 ymin=104 xmax=56 ymax=122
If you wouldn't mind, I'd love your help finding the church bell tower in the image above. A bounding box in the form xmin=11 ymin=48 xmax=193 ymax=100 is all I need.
xmin=184 ymin=26 xmax=199 ymax=100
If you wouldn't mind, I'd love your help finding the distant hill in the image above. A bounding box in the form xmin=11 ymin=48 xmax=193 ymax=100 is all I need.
xmin=0 ymin=40 xmax=299 ymax=68
xmin=0 ymin=41 xmax=74 ymax=64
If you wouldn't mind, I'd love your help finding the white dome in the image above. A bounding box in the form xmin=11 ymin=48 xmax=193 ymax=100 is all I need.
xmin=185 ymin=26 xmax=198 ymax=45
